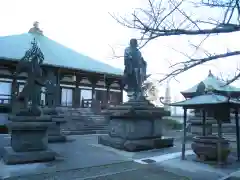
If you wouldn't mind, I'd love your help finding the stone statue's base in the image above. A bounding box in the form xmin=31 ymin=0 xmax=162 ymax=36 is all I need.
xmin=48 ymin=116 xmax=67 ymax=143
xmin=4 ymin=115 xmax=56 ymax=165
xmin=42 ymin=107 xmax=58 ymax=115
xmin=48 ymin=135 xmax=66 ymax=143
xmin=42 ymin=108 xmax=67 ymax=143
xmin=98 ymin=135 xmax=173 ymax=152
xmin=2 ymin=147 xmax=55 ymax=165
xmin=98 ymin=97 xmax=174 ymax=152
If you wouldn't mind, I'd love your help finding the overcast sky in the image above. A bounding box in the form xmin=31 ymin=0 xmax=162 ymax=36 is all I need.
xmin=0 ymin=0 xmax=239 ymax=105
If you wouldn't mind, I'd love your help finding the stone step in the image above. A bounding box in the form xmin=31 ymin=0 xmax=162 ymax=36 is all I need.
xmin=82 ymin=117 xmax=105 ymax=120
xmin=72 ymin=115 xmax=106 ymax=119
xmin=62 ymin=125 xmax=108 ymax=129
xmin=83 ymin=124 xmax=108 ymax=126
xmin=80 ymin=115 xmax=104 ymax=117
xmin=63 ymin=123 xmax=108 ymax=127
xmin=82 ymin=126 xmax=108 ymax=129
xmin=61 ymin=129 xmax=107 ymax=133
xmin=62 ymin=128 xmax=107 ymax=132
xmin=81 ymin=116 xmax=105 ymax=119
xmin=59 ymin=108 xmax=108 ymax=134
xmin=79 ymin=112 xmax=93 ymax=114
xmin=63 ymin=130 xmax=108 ymax=135
xmin=81 ymin=124 xmax=108 ymax=127
xmin=81 ymin=127 xmax=108 ymax=130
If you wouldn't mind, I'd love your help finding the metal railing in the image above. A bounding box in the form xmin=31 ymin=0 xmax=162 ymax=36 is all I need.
xmin=81 ymin=99 xmax=92 ymax=108
xmin=81 ymin=99 xmax=119 ymax=109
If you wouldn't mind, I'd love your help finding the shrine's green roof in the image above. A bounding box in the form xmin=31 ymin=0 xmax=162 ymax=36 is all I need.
xmin=0 ymin=29 xmax=123 ymax=76
xmin=171 ymin=93 xmax=240 ymax=107
xmin=181 ymin=70 xmax=240 ymax=94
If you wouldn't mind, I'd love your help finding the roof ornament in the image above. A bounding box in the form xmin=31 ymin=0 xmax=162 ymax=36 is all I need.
xmin=208 ymin=69 xmax=213 ymax=77
xmin=28 ymin=21 xmax=43 ymax=35
xmin=196 ymin=81 xmax=206 ymax=95
xmin=196 ymin=81 xmax=215 ymax=95
xmin=22 ymin=38 xmax=44 ymax=64
xmin=205 ymin=85 xmax=215 ymax=94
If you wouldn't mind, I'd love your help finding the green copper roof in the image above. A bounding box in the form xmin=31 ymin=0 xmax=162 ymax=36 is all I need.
xmin=171 ymin=93 xmax=240 ymax=107
xmin=182 ymin=70 xmax=240 ymax=94
xmin=0 ymin=31 xmax=123 ymax=76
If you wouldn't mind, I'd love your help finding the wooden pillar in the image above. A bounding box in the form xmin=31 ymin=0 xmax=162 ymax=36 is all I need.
xmin=217 ymin=118 xmax=222 ymax=165
xmin=119 ymin=79 xmax=124 ymax=103
xmin=235 ymin=108 xmax=240 ymax=161
xmin=120 ymin=87 xmax=124 ymax=103
xmin=89 ymin=77 xmax=98 ymax=100
xmin=92 ymin=85 xmax=96 ymax=100
xmin=73 ymin=75 xmax=82 ymax=108
xmin=11 ymin=78 xmax=17 ymax=97
xmin=55 ymin=69 xmax=61 ymax=106
xmin=202 ymin=109 xmax=206 ymax=136
xmin=182 ymin=107 xmax=187 ymax=160
xmin=105 ymin=78 xmax=114 ymax=104
xmin=106 ymin=86 xmax=110 ymax=103
xmin=10 ymin=77 xmax=18 ymax=106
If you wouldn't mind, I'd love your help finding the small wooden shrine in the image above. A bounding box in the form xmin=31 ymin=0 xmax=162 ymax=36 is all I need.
xmin=171 ymin=83 xmax=240 ymax=164
xmin=181 ymin=70 xmax=240 ymax=98
xmin=181 ymin=70 xmax=240 ymax=136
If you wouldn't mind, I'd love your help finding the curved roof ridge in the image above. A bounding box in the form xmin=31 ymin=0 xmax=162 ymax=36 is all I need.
xmin=181 ymin=70 xmax=240 ymax=94
xmin=0 ymin=32 xmax=123 ymax=76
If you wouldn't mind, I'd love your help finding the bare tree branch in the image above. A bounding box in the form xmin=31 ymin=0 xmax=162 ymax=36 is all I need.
xmin=159 ymin=50 xmax=240 ymax=83
xmin=111 ymin=0 xmax=240 ymax=84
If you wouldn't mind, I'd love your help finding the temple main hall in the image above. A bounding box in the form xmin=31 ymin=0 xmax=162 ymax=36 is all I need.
xmin=0 ymin=22 xmax=124 ymax=111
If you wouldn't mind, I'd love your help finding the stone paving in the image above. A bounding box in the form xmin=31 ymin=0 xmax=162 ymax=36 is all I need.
xmin=0 ymin=134 xmax=240 ymax=180
xmin=153 ymin=156 xmax=240 ymax=180
xmin=3 ymin=161 xmax=189 ymax=180
xmin=0 ymin=134 xmax=129 ymax=178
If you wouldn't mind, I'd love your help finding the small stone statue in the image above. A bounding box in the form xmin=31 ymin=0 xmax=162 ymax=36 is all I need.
xmin=13 ymin=38 xmax=45 ymax=116
xmin=123 ymin=39 xmax=147 ymax=100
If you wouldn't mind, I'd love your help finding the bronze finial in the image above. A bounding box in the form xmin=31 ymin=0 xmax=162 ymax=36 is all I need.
xmin=28 ymin=21 xmax=43 ymax=35
xmin=208 ymin=70 xmax=213 ymax=77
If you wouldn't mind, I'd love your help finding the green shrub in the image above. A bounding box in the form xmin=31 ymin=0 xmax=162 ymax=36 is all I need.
xmin=162 ymin=118 xmax=183 ymax=130
xmin=0 ymin=124 xmax=8 ymax=134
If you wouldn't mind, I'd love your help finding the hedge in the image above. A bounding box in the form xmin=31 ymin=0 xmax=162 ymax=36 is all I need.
xmin=0 ymin=124 xmax=8 ymax=134
xmin=162 ymin=118 xmax=183 ymax=130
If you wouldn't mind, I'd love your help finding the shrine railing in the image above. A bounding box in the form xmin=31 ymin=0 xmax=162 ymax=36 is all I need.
xmin=60 ymin=102 xmax=73 ymax=107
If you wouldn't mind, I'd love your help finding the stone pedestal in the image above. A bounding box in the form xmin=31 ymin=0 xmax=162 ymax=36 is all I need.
xmin=42 ymin=107 xmax=67 ymax=143
xmin=48 ymin=116 xmax=67 ymax=143
xmin=98 ymin=98 xmax=174 ymax=152
xmin=2 ymin=115 xmax=56 ymax=165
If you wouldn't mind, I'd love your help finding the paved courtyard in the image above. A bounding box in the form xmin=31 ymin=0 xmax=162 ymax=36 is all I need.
xmin=0 ymin=134 xmax=240 ymax=180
